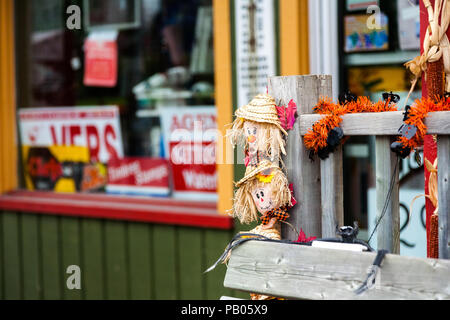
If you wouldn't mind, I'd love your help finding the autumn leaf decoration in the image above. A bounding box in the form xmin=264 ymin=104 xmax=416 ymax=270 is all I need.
xmin=296 ymin=228 xmax=317 ymax=243
xmin=276 ymin=99 xmax=297 ymax=131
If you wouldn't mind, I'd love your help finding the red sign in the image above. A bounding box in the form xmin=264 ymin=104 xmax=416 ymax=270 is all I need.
xmin=84 ymin=31 xmax=118 ymax=87
xmin=169 ymin=142 xmax=216 ymax=193
xmin=106 ymin=157 xmax=170 ymax=196
xmin=160 ymin=107 xmax=217 ymax=200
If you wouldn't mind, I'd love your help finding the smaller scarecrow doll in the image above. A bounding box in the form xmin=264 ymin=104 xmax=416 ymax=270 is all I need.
xmin=230 ymin=159 xmax=292 ymax=300
xmin=227 ymin=93 xmax=288 ymax=167
xmin=231 ymin=159 xmax=292 ymax=239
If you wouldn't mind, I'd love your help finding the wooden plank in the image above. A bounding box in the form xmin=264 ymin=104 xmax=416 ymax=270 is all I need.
xmin=60 ymin=217 xmax=82 ymax=300
xmin=127 ymin=222 xmax=152 ymax=300
xmin=81 ymin=219 xmax=105 ymax=300
xmin=268 ymin=75 xmax=331 ymax=240
xmin=437 ymin=135 xmax=450 ymax=259
xmin=299 ymin=111 xmax=450 ymax=136
xmin=104 ymin=220 xmax=129 ymax=300
xmin=375 ymin=137 xmax=400 ymax=254
xmin=152 ymin=225 xmax=178 ymax=300
xmin=224 ymin=241 xmax=450 ymax=300
xmin=40 ymin=215 xmax=62 ymax=300
xmin=321 ymin=145 xmax=344 ymax=237
xmin=177 ymin=227 xmax=204 ymax=300
xmin=2 ymin=212 xmax=22 ymax=299
xmin=20 ymin=213 xmax=42 ymax=299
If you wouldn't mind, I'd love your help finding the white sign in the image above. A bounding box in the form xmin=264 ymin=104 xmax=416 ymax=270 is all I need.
xmin=235 ymin=0 xmax=277 ymax=108
xmin=19 ymin=106 xmax=124 ymax=163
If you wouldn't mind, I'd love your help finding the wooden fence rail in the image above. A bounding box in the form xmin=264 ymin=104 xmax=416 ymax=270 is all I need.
xmin=224 ymin=241 xmax=450 ymax=300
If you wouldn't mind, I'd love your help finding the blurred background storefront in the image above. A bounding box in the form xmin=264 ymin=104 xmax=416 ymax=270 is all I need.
xmin=0 ymin=0 xmax=425 ymax=300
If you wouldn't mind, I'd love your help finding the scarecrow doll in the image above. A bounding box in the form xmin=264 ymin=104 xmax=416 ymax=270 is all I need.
xmin=228 ymin=93 xmax=288 ymax=167
xmin=231 ymin=159 xmax=292 ymax=239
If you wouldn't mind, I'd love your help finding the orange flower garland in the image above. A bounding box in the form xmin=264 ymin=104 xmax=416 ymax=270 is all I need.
xmin=304 ymin=94 xmax=398 ymax=158
xmin=393 ymin=96 xmax=450 ymax=157
xmin=305 ymin=93 xmax=450 ymax=160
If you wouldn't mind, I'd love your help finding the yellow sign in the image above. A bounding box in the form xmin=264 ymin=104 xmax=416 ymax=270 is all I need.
xmin=22 ymin=145 xmax=106 ymax=193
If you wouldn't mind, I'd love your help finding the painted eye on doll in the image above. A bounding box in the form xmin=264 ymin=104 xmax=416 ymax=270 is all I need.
xmin=253 ymin=128 xmax=257 ymax=134
xmin=256 ymin=193 xmax=260 ymax=199
xmin=260 ymin=191 xmax=264 ymax=197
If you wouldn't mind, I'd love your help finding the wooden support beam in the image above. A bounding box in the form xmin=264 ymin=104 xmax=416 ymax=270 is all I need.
xmin=437 ymin=135 xmax=450 ymax=259
xmin=268 ymin=75 xmax=332 ymax=240
xmin=298 ymin=111 xmax=450 ymax=136
xmin=213 ymin=0 xmax=234 ymax=215
xmin=223 ymin=241 xmax=450 ymax=300
xmin=0 ymin=0 xmax=17 ymax=193
xmin=375 ymin=137 xmax=400 ymax=254
xmin=279 ymin=0 xmax=309 ymax=76
xmin=320 ymin=145 xmax=344 ymax=237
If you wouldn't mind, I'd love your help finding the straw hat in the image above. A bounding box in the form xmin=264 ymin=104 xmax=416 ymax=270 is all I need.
xmin=235 ymin=159 xmax=280 ymax=188
xmin=235 ymin=93 xmax=288 ymax=136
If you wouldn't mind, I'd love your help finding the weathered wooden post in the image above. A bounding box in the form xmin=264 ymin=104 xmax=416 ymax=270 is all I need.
xmin=375 ymin=137 xmax=400 ymax=254
xmin=320 ymin=145 xmax=344 ymax=238
xmin=268 ymin=75 xmax=333 ymax=240
xmin=437 ymin=136 xmax=450 ymax=259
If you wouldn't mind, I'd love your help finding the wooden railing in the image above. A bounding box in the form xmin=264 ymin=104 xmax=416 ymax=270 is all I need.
xmin=223 ymin=75 xmax=450 ymax=300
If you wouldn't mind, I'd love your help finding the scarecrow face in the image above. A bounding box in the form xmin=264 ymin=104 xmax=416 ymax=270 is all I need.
xmin=251 ymin=183 xmax=275 ymax=215
xmin=243 ymin=121 xmax=260 ymax=154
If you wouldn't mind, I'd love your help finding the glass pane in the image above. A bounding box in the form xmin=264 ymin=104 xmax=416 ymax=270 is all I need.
xmin=15 ymin=0 xmax=216 ymax=199
xmin=88 ymin=0 xmax=138 ymax=28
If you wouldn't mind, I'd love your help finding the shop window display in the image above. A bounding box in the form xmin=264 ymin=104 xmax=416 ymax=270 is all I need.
xmin=15 ymin=0 xmax=216 ymax=199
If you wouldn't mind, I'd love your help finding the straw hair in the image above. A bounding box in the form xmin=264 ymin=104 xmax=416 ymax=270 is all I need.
xmin=231 ymin=168 xmax=292 ymax=225
xmin=227 ymin=120 xmax=286 ymax=159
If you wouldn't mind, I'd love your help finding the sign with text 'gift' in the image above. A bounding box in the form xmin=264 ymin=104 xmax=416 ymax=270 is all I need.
xmin=160 ymin=106 xmax=217 ymax=201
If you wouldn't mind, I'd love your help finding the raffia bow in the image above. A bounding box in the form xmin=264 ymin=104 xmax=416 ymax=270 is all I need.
xmin=405 ymin=0 xmax=450 ymax=102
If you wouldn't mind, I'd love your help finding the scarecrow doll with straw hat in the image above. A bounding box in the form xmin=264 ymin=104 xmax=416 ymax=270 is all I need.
xmin=227 ymin=93 xmax=288 ymax=167
xmin=231 ymin=159 xmax=293 ymax=238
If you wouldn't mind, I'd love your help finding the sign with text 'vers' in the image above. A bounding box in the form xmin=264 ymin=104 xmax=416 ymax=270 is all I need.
xmin=19 ymin=106 xmax=124 ymax=163
xmin=106 ymin=157 xmax=170 ymax=197
xmin=160 ymin=107 xmax=217 ymax=201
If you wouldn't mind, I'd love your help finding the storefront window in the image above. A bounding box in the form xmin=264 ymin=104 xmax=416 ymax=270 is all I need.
xmin=15 ymin=0 xmax=217 ymax=200
xmin=339 ymin=0 xmax=426 ymax=255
